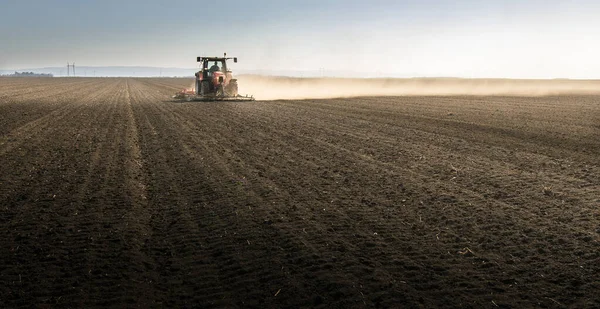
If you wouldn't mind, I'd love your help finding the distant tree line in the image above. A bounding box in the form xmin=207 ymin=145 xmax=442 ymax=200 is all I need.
xmin=2 ymin=72 xmax=53 ymax=77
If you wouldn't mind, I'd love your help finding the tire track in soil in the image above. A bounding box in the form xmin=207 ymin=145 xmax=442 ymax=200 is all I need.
xmin=127 ymin=80 xmax=260 ymax=307
xmin=69 ymin=79 xmax=156 ymax=307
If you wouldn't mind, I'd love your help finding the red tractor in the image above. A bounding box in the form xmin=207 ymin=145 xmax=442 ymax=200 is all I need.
xmin=174 ymin=53 xmax=254 ymax=101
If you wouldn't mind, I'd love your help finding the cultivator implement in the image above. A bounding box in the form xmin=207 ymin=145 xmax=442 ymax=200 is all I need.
xmin=173 ymin=89 xmax=255 ymax=102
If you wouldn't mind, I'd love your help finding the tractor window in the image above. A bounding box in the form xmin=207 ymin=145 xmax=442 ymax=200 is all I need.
xmin=204 ymin=60 xmax=225 ymax=72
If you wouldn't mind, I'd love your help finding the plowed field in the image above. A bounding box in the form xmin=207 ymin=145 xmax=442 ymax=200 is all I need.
xmin=1 ymin=77 xmax=599 ymax=308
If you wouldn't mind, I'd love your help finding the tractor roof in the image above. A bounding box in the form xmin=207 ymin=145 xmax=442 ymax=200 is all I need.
xmin=198 ymin=57 xmax=234 ymax=62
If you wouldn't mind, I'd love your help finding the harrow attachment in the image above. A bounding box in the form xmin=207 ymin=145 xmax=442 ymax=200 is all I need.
xmin=173 ymin=89 xmax=255 ymax=102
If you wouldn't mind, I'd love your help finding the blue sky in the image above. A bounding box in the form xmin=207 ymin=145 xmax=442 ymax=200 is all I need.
xmin=1 ymin=0 xmax=599 ymax=78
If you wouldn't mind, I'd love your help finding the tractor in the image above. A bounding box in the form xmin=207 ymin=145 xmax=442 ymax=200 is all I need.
xmin=174 ymin=53 xmax=254 ymax=101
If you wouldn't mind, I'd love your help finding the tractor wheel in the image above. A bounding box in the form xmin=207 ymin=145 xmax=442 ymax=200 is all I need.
xmin=195 ymin=79 xmax=201 ymax=95
xmin=200 ymin=80 xmax=211 ymax=96
xmin=227 ymin=80 xmax=239 ymax=96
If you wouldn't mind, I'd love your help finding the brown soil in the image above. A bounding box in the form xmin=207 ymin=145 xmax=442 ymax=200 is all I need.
xmin=1 ymin=77 xmax=599 ymax=308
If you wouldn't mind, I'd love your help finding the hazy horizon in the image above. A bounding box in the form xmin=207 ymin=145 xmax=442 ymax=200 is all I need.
xmin=2 ymin=0 xmax=600 ymax=79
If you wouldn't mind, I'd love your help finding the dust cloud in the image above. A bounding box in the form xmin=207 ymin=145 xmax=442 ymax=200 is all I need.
xmin=237 ymin=76 xmax=600 ymax=100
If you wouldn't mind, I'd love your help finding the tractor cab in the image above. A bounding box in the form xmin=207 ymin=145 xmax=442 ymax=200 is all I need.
xmin=197 ymin=56 xmax=237 ymax=76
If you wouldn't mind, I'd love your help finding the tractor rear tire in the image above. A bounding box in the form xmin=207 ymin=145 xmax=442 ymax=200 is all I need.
xmin=227 ymin=81 xmax=239 ymax=97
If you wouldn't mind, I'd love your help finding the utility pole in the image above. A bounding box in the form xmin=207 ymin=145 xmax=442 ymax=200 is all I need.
xmin=67 ymin=62 xmax=76 ymax=77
